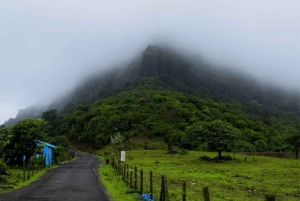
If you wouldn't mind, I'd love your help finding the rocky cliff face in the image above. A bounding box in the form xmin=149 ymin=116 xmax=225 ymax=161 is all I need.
xmin=4 ymin=45 xmax=300 ymax=126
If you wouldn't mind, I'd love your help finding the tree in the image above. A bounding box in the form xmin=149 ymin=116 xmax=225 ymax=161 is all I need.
xmin=0 ymin=126 xmax=11 ymax=158
xmin=3 ymin=118 xmax=47 ymax=167
xmin=42 ymin=109 xmax=58 ymax=136
xmin=186 ymin=120 xmax=240 ymax=160
xmin=42 ymin=109 xmax=58 ymax=124
xmin=163 ymin=129 xmax=184 ymax=154
xmin=287 ymin=133 xmax=300 ymax=159
xmin=110 ymin=132 xmax=125 ymax=162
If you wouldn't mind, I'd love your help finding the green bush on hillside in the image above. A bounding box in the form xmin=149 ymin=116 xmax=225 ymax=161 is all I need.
xmin=0 ymin=161 xmax=9 ymax=176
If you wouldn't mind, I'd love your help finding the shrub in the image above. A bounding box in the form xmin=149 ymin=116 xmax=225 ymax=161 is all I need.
xmin=0 ymin=161 xmax=9 ymax=176
xmin=179 ymin=148 xmax=188 ymax=155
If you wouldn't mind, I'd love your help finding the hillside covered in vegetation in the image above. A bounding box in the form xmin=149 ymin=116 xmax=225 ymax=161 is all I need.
xmin=2 ymin=45 xmax=300 ymax=157
xmin=46 ymin=76 xmax=298 ymax=155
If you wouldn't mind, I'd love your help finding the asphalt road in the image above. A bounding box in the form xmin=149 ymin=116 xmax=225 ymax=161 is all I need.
xmin=0 ymin=151 xmax=109 ymax=201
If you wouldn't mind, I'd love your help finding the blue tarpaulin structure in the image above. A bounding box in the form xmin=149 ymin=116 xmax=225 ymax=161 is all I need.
xmin=35 ymin=140 xmax=56 ymax=165
xmin=138 ymin=194 xmax=156 ymax=201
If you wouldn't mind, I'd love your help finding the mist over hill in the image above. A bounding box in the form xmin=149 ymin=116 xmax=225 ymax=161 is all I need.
xmin=4 ymin=45 xmax=300 ymax=126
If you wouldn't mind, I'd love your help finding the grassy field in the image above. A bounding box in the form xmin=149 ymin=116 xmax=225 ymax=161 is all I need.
xmin=0 ymin=165 xmax=58 ymax=192
xmin=98 ymin=149 xmax=300 ymax=201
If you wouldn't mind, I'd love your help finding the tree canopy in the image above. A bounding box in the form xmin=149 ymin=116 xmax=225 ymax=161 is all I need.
xmin=3 ymin=118 xmax=47 ymax=166
xmin=185 ymin=120 xmax=240 ymax=159
xmin=49 ymin=86 xmax=298 ymax=155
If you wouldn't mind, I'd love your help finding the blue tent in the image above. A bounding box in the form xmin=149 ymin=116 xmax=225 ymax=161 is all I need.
xmin=35 ymin=140 xmax=56 ymax=165
xmin=138 ymin=194 xmax=156 ymax=201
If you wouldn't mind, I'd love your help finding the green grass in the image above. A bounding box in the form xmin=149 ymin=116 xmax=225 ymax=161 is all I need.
xmin=97 ymin=150 xmax=300 ymax=201
xmin=0 ymin=165 xmax=57 ymax=192
xmin=0 ymin=153 xmax=75 ymax=193
xmin=99 ymin=164 xmax=140 ymax=201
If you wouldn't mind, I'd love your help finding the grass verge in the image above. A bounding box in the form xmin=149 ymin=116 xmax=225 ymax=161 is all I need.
xmin=0 ymin=165 xmax=58 ymax=192
xmin=97 ymin=149 xmax=300 ymax=201
xmin=99 ymin=163 xmax=139 ymax=201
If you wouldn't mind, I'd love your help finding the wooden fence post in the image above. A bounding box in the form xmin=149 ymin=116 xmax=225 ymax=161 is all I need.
xmin=123 ymin=163 xmax=126 ymax=182
xmin=27 ymin=159 xmax=30 ymax=180
xmin=160 ymin=175 xmax=169 ymax=201
xmin=116 ymin=161 xmax=118 ymax=173
xmin=130 ymin=166 xmax=133 ymax=188
xmin=182 ymin=180 xmax=186 ymax=201
xmin=39 ymin=155 xmax=42 ymax=169
xmin=265 ymin=194 xmax=275 ymax=201
xmin=123 ymin=163 xmax=125 ymax=180
xmin=140 ymin=169 xmax=143 ymax=195
xmin=203 ymin=187 xmax=210 ymax=201
xmin=32 ymin=160 xmax=34 ymax=176
xmin=43 ymin=155 xmax=45 ymax=169
xmin=23 ymin=160 xmax=25 ymax=181
xmin=150 ymin=171 xmax=153 ymax=201
xmin=127 ymin=164 xmax=129 ymax=186
xmin=120 ymin=161 xmax=122 ymax=175
xmin=134 ymin=166 xmax=138 ymax=189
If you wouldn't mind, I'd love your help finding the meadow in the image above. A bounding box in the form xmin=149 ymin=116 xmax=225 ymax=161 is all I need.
xmin=98 ymin=149 xmax=300 ymax=201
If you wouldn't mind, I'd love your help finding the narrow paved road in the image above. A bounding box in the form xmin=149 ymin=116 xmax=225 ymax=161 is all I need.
xmin=0 ymin=151 xmax=109 ymax=201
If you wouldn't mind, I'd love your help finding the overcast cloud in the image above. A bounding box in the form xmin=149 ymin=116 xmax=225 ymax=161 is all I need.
xmin=0 ymin=0 xmax=299 ymax=124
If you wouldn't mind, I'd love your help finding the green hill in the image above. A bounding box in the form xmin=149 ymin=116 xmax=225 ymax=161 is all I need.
xmin=49 ymin=45 xmax=300 ymax=115
xmin=4 ymin=45 xmax=300 ymax=155
xmin=52 ymin=79 xmax=298 ymax=153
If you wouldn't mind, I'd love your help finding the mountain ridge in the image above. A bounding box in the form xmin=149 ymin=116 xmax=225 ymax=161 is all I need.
xmin=4 ymin=45 xmax=300 ymax=126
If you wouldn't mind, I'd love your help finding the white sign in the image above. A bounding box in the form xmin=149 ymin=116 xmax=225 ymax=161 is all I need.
xmin=121 ymin=151 xmax=126 ymax=162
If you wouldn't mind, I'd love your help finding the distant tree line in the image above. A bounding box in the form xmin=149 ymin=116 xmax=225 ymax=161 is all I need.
xmin=1 ymin=78 xmax=299 ymax=163
xmin=0 ymin=116 xmax=70 ymax=167
xmin=35 ymin=79 xmax=300 ymax=159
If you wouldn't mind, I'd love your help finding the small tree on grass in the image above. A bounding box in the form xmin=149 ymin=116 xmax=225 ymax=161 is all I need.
xmin=186 ymin=120 xmax=240 ymax=160
xmin=287 ymin=133 xmax=300 ymax=159
xmin=164 ymin=130 xmax=184 ymax=154
xmin=110 ymin=132 xmax=125 ymax=162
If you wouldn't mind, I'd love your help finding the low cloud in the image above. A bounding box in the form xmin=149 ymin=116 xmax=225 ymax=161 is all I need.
xmin=0 ymin=0 xmax=299 ymax=124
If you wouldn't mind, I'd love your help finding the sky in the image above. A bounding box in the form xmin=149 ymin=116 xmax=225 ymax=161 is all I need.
xmin=0 ymin=0 xmax=299 ymax=124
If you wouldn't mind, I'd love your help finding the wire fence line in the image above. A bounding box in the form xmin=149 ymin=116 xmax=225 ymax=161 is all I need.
xmin=112 ymin=160 xmax=211 ymax=201
xmin=19 ymin=150 xmax=75 ymax=182
xmin=111 ymin=160 xmax=277 ymax=201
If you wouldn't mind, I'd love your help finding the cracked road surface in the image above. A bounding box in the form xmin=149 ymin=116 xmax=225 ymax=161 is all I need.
xmin=0 ymin=151 xmax=109 ymax=201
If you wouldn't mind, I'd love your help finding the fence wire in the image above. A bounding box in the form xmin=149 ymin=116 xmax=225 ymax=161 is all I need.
xmin=112 ymin=161 xmax=204 ymax=201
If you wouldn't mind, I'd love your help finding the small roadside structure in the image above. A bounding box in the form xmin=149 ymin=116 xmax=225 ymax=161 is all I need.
xmin=35 ymin=140 xmax=56 ymax=165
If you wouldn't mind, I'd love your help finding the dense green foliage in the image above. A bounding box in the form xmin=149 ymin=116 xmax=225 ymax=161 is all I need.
xmin=0 ymin=161 xmax=8 ymax=177
xmin=185 ymin=120 xmax=240 ymax=159
xmin=2 ymin=46 xmax=299 ymax=157
xmin=5 ymin=46 xmax=299 ymax=128
xmin=42 ymin=109 xmax=58 ymax=137
xmin=52 ymin=80 xmax=299 ymax=154
xmin=2 ymin=119 xmax=47 ymax=166
xmin=0 ymin=118 xmax=70 ymax=167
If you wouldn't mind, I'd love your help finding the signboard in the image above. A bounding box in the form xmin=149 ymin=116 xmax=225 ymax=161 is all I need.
xmin=121 ymin=151 xmax=126 ymax=162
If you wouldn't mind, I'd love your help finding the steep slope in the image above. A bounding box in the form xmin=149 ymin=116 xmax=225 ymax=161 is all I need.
xmin=50 ymin=45 xmax=300 ymax=114
xmin=4 ymin=45 xmax=300 ymax=125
